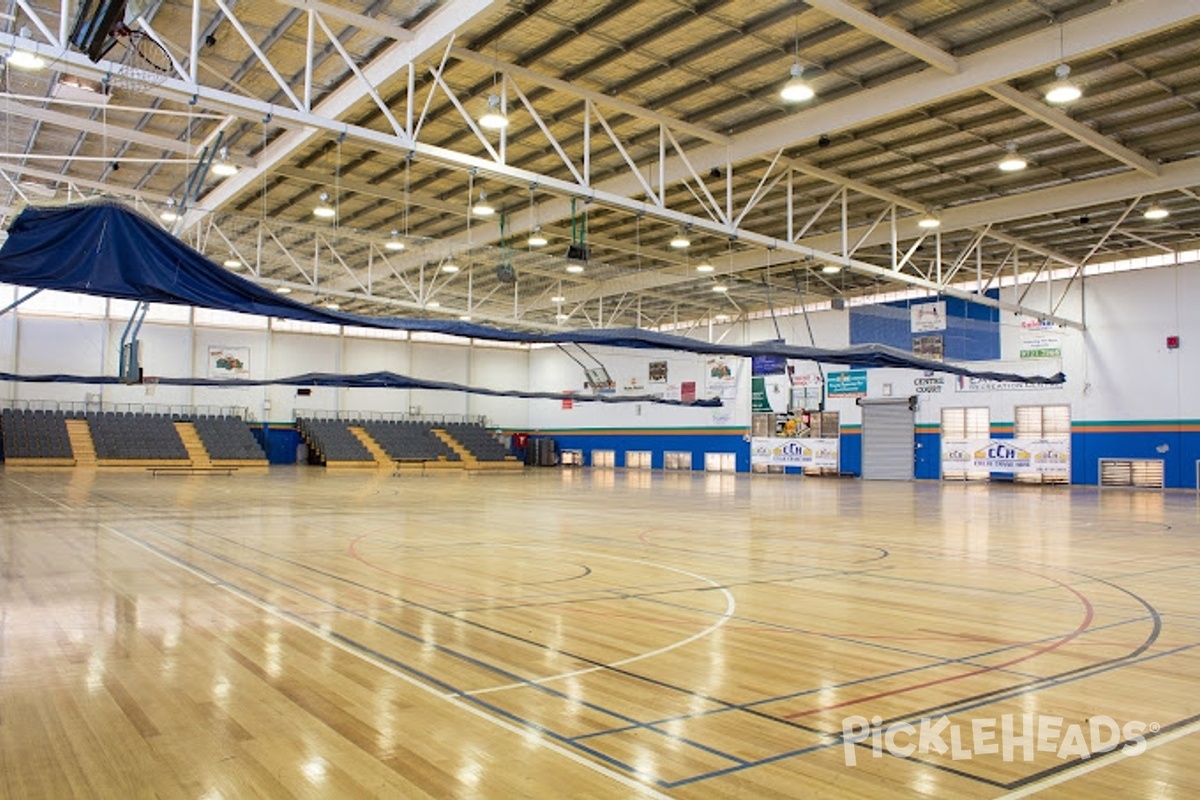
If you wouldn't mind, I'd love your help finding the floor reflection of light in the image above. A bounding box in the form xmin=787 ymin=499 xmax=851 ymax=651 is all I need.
xmin=198 ymin=788 xmax=223 ymax=800
xmin=456 ymin=756 xmax=482 ymax=788
xmin=213 ymin=675 xmax=231 ymax=701
xmin=633 ymin=749 xmax=658 ymax=781
xmin=302 ymin=756 xmax=327 ymax=784
xmin=85 ymin=654 xmax=104 ymax=692
xmin=265 ymin=630 xmax=282 ymax=678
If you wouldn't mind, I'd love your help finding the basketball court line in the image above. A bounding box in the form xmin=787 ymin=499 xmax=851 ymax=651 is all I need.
xmin=92 ymin=519 xmax=676 ymax=799
xmin=345 ymin=533 xmax=739 ymax=697
xmin=12 ymin=476 xmax=1192 ymax=793
xmin=95 ymin=517 xmax=756 ymax=775
xmin=93 ymin=511 xmax=1072 ymax=792
xmin=995 ymin=716 xmax=1200 ymax=799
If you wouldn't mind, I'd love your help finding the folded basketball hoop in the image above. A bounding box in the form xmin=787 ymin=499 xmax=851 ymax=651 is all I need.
xmin=109 ymin=30 xmax=172 ymax=93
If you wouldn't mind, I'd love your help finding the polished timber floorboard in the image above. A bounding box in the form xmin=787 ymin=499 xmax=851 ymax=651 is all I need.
xmin=1 ymin=466 xmax=1198 ymax=799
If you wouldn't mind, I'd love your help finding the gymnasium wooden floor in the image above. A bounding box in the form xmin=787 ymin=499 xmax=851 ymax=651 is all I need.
xmin=1 ymin=466 xmax=1198 ymax=799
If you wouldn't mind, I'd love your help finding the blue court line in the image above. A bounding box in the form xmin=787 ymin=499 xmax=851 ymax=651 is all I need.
xmin=116 ymin=524 xmax=750 ymax=777
xmin=635 ymin=590 xmax=1055 ymax=671
xmin=143 ymin=513 xmax=1156 ymax=771
xmin=568 ymin=615 xmax=1150 ymax=743
xmin=113 ymin=510 xmax=1172 ymax=791
xmin=664 ymin=639 xmax=1200 ymax=790
xmin=1016 ymin=561 xmax=1200 ymax=595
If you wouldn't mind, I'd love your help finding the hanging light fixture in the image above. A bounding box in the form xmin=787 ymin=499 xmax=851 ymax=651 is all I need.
xmin=275 ymin=286 xmax=292 ymax=294
xmin=711 ymin=283 xmax=728 ymax=293
xmin=222 ymin=256 xmax=243 ymax=269
xmin=211 ymin=147 xmax=239 ymax=177
xmin=528 ymin=227 xmax=548 ymax=247
xmin=670 ymin=228 xmax=691 ymax=249
xmin=385 ymin=229 xmax=405 ymax=251
xmin=566 ymin=264 xmax=585 ymax=274
xmin=478 ymin=94 xmax=508 ymax=130
xmin=695 ymin=262 xmax=714 ymax=273
xmin=714 ymin=313 xmax=730 ymax=322
xmin=1045 ymin=64 xmax=1082 ymax=104
xmin=426 ymin=300 xmax=441 ymax=309
xmin=550 ymin=295 xmax=565 ymax=303
xmin=917 ymin=212 xmax=941 ymax=229
xmin=1143 ymin=204 xmax=1170 ymax=220
xmin=998 ymin=143 xmax=1027 ymax=172
xmin=555 ymin=313 xmax=570 ymax=323
xmin=458 ymin=314 xmax=472 ymax=321
xmin=313 ymin=192 xmax=336 ymax=218
xmin=822 ymin=264 xmax=842 ymax=274
xmin=441 ymin=262 xmax=461 ymax=274
xmin=472 ymin=191 xmax=495 ymax=216
xmin=160 ymin=199 xmax=178 ymax=223
xmin=780 ymin=63 xmax=815 ymax=103
xmin=7 ymin=34 xmax=44 ymax=71
xmin=323 ymin=301 xmax=340 ymax=310
xmin=780 ymin=10 xmax=814 ymax=104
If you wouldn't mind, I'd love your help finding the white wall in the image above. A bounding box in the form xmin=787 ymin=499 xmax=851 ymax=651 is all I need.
xmin=2 ymin=259 xmax=1197 ymax=429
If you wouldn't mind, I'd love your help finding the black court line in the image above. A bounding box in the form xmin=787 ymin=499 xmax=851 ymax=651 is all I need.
xmin=36 ymin=480 xmax=1181 ymax=793
xmin=108 ymin=522 xmax=748 ymax=782
xmin=147 ymin=516 xmax=1174 ymax=791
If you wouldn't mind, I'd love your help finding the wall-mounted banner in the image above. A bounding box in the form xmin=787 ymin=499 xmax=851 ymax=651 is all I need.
xmin=913 ymin=334 xmax=944 ymax=362
xmin=207 ymin=346 xmax=250 ymax=379
xmin=941 ymin=437 xmax=1070 ymax=476
xmin=827 ymin=369 xmax=868 ymax=397
xmin=649 ymin=361 xmax=668 ymax=383
xmin=1020 ymin=333 xmax=1063 ymax=360
xmin=911 ymin=301 xmax=947 ymax=332
xmin=751 ymin=437 xmax=840 ymax=469
xmin=956 ymin=376 xmax=1063 ymax=392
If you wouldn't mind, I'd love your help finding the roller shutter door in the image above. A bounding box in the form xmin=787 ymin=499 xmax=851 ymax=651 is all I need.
xmin=860 ymin=398 xmax=915 ymax=481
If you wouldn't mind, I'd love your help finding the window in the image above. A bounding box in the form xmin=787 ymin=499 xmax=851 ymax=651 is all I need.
xmin=1015 ymin=404 xmax=1071 ymax=484
xmin=942 ymin=407 xmax=990 ymax=481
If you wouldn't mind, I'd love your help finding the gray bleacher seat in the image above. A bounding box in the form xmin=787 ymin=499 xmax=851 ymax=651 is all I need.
xmin=86 ymin=412 xmax=188 ymax=460
xmin=443 ymin=422 xmax=510 ymax=462
xmin=0 ymin=409 xmax=74 ymax=459
xmin=193 ymin=416 xmax=267 ymax=461
xmin=295 ymin=418 xmax=373 ymax=463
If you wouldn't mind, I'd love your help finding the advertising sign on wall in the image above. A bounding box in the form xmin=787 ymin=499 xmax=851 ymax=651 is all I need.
xmin=941 ymin=437 xmax=1070 ymax=476
xmin=911 ymin=301 xmax=947 ymax=332
xmin=207 ymin=346 xmax=250 ymax=379
xmin=750 ymin=437 xmax=840 ymax=469
xmin=827 ymin=370 xmax=868 ymax=397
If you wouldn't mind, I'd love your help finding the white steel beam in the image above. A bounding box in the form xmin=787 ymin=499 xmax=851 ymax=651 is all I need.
xmin=0 ymin=100 xmax=199 ymax=157
xmin=802 ymin=0 xmax=959 ymax=74
xmin=985 ymin=83 xmax=1161 ymax=177
xmin=273 ymin=0 xmax=415 ymax=41
xmin=447 ymin=46 xmax=731 ymax=146
xmin=176 ymin=0 xmax=505 ymax=228
xmin=431 ymin=1 xmax=1200 ymax=254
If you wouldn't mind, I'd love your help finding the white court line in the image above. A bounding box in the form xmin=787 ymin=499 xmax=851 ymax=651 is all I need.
xmin=461 ymin=550 xmax=736 ymax=697
xmin=995 ymin=718 xmax=1200 ymax=799
xmin=93 ymin=521 xmax=674 ymax=800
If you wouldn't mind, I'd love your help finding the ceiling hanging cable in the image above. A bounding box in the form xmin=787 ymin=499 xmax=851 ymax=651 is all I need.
xmin=764 ymin=247 xmax=783 ymax=341
xmin=791 ymin=267 xmax=825 ymax=411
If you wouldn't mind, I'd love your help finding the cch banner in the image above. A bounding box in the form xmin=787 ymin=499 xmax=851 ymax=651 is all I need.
xmin=751 ymin=437 xmax=840 ymax=469
xmin=941 ymin=437 xmax=1070 ymax=476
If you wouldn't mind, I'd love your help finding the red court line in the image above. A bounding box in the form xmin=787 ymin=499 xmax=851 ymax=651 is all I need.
xmin=783 ymin=565 xmax=1095 ymax=720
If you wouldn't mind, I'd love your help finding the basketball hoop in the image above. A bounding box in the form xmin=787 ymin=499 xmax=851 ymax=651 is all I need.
xmin=108 ymin=29 xmax=172 ymax=93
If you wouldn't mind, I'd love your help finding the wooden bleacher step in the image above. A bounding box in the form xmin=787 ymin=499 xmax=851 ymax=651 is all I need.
xmin=347 ymin=427 xmax=387 ymax=467
xmin=432 ymin=429 xmax=480 ymax=469
xmin=174 ymin=422 xmax=212 ymax=467
xmin=65 ymin=419 xmax=95 ymax=466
